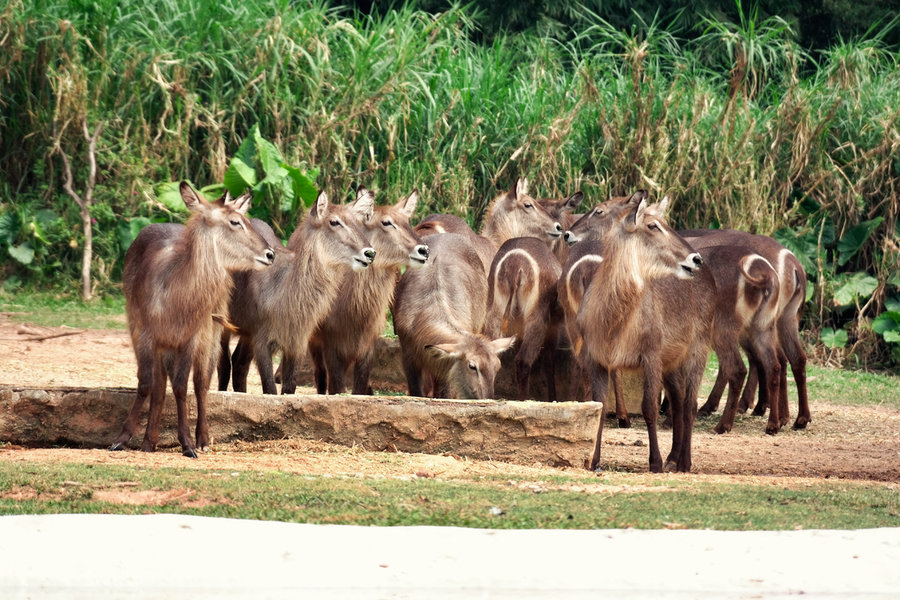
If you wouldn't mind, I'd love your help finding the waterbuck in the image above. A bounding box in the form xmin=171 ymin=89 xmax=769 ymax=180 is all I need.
xmin=485 ymin=236 xmax=563 ymax=402
xmin=578 ymin=198 xmax=716 ymax=473
xmin=680 ymin=229 xmax=810 ymax=430
xmin=307 ymin=188 xmax=429 ymax=395
xmin=110 ymin=182 xmax=276 ymax=457
xmin=227 ymin=189 xmax=376 ymax=395
xmin=392 ymin=233 xmax=516 ymax=399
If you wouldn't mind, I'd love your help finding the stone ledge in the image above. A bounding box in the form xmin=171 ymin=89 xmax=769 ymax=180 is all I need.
xmin=0 ymin=386 xmax=603 ymax=468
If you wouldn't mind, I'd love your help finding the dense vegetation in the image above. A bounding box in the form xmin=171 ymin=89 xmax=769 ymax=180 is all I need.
xmin=0 ymin=0 xmax=898 ymax=367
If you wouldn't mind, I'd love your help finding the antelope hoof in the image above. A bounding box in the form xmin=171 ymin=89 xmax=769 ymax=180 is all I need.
xmin=182 ymin=448 xmax=199 ymax=459
xmin=617 ymin=417 xmax=631 ymax=429
xmin=713 ymin=422 xmax=731 ymax=435
xmin=198 ymin=445 xmax=211 ymax=453
xmin=793 ymin=416 xmax=810 ymax=430
xmin=765 ymin=424 xmax=779 ymax=436
xmin=140 ymin=440 xmax=156 ymax=453
xmin=751 ymin=405 xmax=767 ymax=417
xmin=109 ymin=442 xmax=124 ymax=452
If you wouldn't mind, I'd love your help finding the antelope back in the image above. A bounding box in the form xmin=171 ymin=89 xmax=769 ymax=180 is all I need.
xmin=558 ymin=240 xmax=606 ymax=357
xmin=361 ymin=187 xmax=429 ymax=269
xmin=426 ymin=333 xmax=516 ymax=399
xmin=485 ymin=236 xmax=562 ymax=339
xmin=703 ymin=244 xmax=780 ymax=334
xmin=481 ymin=178 xmax=562 ymax=247
xmin=287 ymin=188 xmax=376 ymax=271
xmin=415 ymin=212 xmax=497 ymax=273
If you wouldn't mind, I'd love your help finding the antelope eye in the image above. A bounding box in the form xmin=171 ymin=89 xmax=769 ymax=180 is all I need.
xmin=649 ymin=222 xmax=660 ymax=231
xmin=468 ymin=360 xmax=477 ymax=371
xmin=330 ymin=219 xmax=341 ymax=227
xmin=524 ymin=202 xmax=534 ymax=209
xmin=229 ymin=219 xmax=241 ymax=227
xmin=382 ymin=220 xmax=393 ymax=228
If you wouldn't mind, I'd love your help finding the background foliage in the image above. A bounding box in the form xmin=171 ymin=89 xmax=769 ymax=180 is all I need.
xmin=0 ymin=0 xmax=898 ymax=367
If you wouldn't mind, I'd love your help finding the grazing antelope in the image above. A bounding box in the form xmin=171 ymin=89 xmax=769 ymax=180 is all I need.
xmin=699 ymin=244 xmax=783 ymax=434
xmin=680 ymin=229 xmax=810 ymax=431
xmin=392 ymin=233 xmax=516 ymax=399
xmin=226 ymin=189 xmax=376 ymax=395
xmin=110 ymin=182 xmax=276 ymax=457
xmin=578 ymin=197 xmax=716 ymax=473
xmin=307 ymin=188 xmax=429 ymax=395
xmin=485 ymin=236 xmax=563 ymax=402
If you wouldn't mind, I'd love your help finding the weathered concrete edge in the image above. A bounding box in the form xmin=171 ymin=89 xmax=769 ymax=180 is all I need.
xmin=0 ymin=386 xmax=603 ymax=468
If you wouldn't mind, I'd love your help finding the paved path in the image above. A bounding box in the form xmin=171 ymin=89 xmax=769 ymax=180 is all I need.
xmin=1 ymin=514 xmax=897 ymax=598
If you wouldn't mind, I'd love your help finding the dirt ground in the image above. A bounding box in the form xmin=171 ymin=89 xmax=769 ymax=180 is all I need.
xmin=1 ymin=313 xmax=899 ymax=486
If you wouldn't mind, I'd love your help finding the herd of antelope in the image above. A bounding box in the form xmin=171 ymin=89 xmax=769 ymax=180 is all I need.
xmin=109 ymin=178 xmax=811 ymax=473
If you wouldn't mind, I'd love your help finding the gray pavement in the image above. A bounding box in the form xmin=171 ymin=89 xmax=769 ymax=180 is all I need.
xmin=1 ymin=514 xmax=898 ymax=598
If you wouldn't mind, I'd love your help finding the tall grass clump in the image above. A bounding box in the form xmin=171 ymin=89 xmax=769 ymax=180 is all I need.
xmin=0 ymin=0 xmax=897 ymax=366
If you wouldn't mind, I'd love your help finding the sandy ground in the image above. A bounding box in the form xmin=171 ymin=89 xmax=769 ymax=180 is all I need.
xmin=2 ymin=313 xmax=899 ymax=598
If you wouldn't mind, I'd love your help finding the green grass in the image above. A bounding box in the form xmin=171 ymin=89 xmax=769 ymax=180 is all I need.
xmin=0 ymin=290 xmax=126 ymax=329
xmin=1 ymin=461 xmax=897 ymax=530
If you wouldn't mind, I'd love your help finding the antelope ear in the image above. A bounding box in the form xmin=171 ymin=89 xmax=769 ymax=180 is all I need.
xmin=352 ymin=187 xmax=375 ymax=222
xmin=490 ymin=336 xmax=517 ymax=355
xmin=565 ymin=191 xmax=585 ymax=212
xmin=626 ymin=190 xmax=646 ymax=205
xmin=657 ymin=195 xmax=670 ymax=215
xmin=426 ymin=342 xmax=462 ymax=360
xmin=516 ymin=178 xmax=529 ymax=198
xmin=179 ymin=181 xmax=206 ymax=212
xmin=310 ymin=191 xmax=329 ymax=220
xmin=398 ymin=189 xmax=419 ymax=218
xmin=624 ymin=199 xmax=646 ymax=232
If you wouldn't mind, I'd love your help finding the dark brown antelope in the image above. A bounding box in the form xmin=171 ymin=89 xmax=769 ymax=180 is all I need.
xmin=699 ymin=244 xmax=783 ymax=434
xmin=557 ymin=240 xmax=630 ymax=426
xmin=226 ymin=188 xmax=376 ymax=395
xmin=484 ymin=236 xmax=563 ymax=402
xmin=110 ymin=182 xmax=276 ymax=457
xmin=392 ymin=232 xmax=516 ymax=399
xmin=307 ymin=188 xmax=429 ymax=395
xmin=578 ymin=197 xmax=715 ymax=473
xmin=680 ymin=229 xmax=810 ymax=431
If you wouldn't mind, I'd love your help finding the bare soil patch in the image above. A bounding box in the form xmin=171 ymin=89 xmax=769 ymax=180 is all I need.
xmin=1 ymin=313 xmax=898 ymax=486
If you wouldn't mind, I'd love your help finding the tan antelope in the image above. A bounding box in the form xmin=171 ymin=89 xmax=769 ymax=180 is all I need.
xmin=392 ymin=232 xmax=516 ymax=399
xmin=578 ymin=197 xmax=715 ymax=473
xmin=485 ymin=236 xmax=563 ymax=402
xmin=414 ymin=178 xmax=563 ymax=273
xmin=110 ymin=182 xmax=276 ymax=457
xmin=226 ymin=189 xmax=376 ymax=395
xmin=557 ymin=240 xmax=630 ymax=426
xmin=217 ymin=217 xmax=288 ymax=391
xmin=680 ymin=229 xmax=810 ymax=431
xmin=307 ymin=188 xmax=429 ymax=395
xmin=536 ymin=191 xmax=584 ymax=264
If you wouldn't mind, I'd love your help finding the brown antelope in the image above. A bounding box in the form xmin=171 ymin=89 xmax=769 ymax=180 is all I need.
xmin=699 ymin=244 xmax=783 ymax=434
xmin=226 ymin=188 xmax=376 ymax=395
xmin=307 ymin=188 xmax=429 ymax=395
xmin=679 ymin=229 xmax=810 ymax=431
xmin=536 ymin=191 xmax=584 ymax=264
xmin=392 ymin=232 xmax=516 ymax=399
xmin=557 ymin=240 xmax=630 ymax=426
xmin=110 ymin=182 xmax=276 ymax=457
xmin=217 ymin=217 xmax=288 ymax=391
xmin=485 ymin=236 xmax=563 ymax=402
xmin=414 ymin=178 xmax=563 ymax=273
xmin=578 ymin=197 xmax=715 ymax=473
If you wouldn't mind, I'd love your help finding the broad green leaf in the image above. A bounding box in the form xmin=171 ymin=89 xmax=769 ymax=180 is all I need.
xmin=837 ymin=217 xmax=883 ymax=267
xmin=889 ymin=271 xmax=900 ymax=289
xmin=255 ymin=129 xmax=286 ymax=176
xmin=833 ymin=272 xmax=878 ymax=306
xmin=34 ymin=209 xmax=58 ymax=227
xmin=0 ymin=212 xmax=20 ymax=245
xmin=872 ymin=311 xmax=900 ymax=335
xmin=31 ymin=221 xmax=49 ymax=245
xmin=885 ymin=330 xmax=900 ymax=343
xmin=224 ymin=157 xmax=257 ymax=197
xmin=774 ymin=227 xmax=817 ymax=274
xmin=200 ymin=183 xmax=227 ymax=200
xmin=233 ymin=125 xmax=259 ymax=171
xmin=279 ymin=175 xmax=296 ymax=214
xmin=8 ymin=242 xmax=34 ymax=265
xmin=156 ymin=181 xmax=189 ymax=213
xmin=886 ymin=297 xmax=900 ymax=312
xmin=820 ymin=327 xmax=848 ymax=348
xmin=117 ymin=217 xmax=151 ymax=251
xmin=283 ymin=164 xmax=319 ymax=210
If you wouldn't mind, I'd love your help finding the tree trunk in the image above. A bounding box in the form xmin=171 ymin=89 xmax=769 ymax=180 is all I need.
xmin=80 ymin=206 xmax=93 ymax=300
